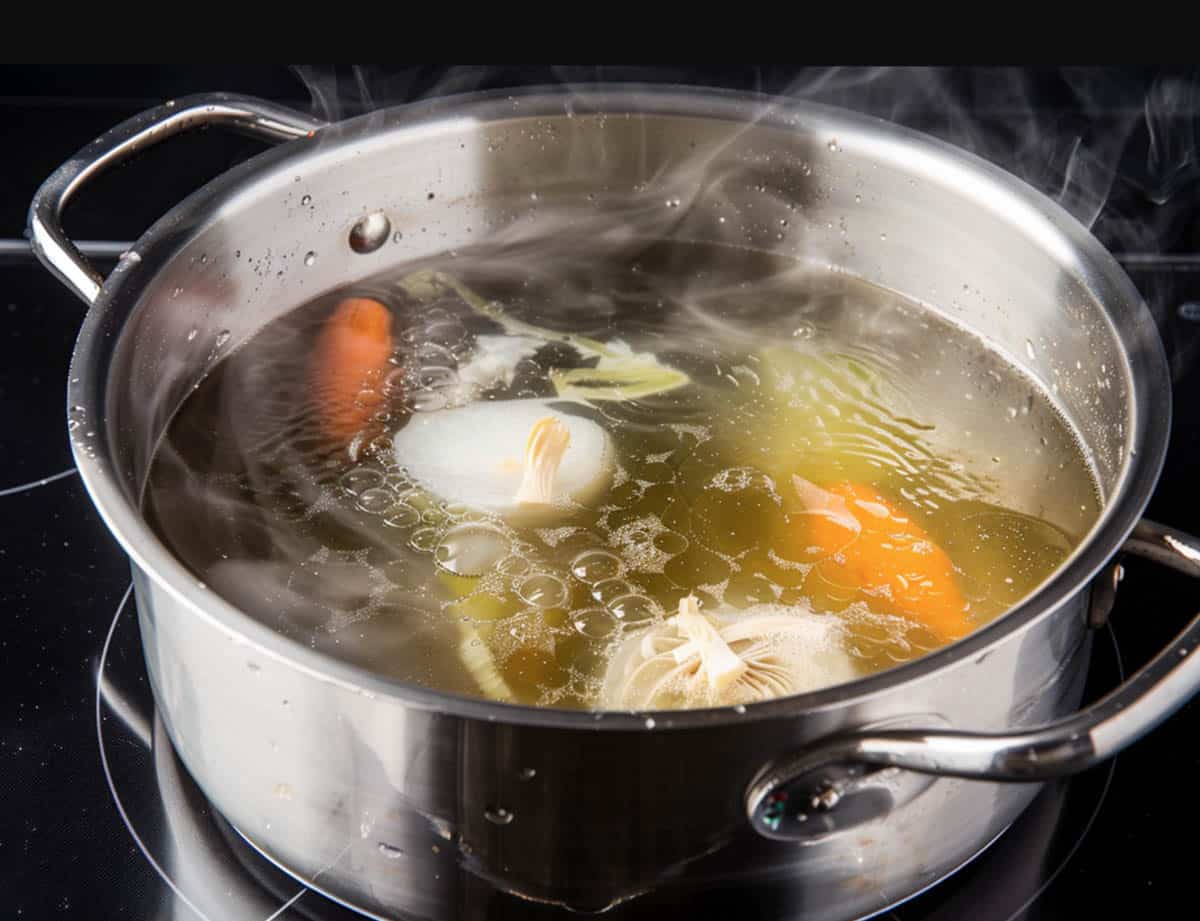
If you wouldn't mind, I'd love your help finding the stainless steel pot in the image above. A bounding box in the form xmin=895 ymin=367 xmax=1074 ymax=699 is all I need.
xmin=31 ymin=87 xmax=1200 ymax=920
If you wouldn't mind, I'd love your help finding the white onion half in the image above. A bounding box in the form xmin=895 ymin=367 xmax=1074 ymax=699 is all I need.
xmin=393 ymin=398 xmax=614 ymax=524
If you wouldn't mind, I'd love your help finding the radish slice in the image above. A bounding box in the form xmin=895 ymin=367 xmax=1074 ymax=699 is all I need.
xmin=392 ymin=399 xmax=613 ymax=523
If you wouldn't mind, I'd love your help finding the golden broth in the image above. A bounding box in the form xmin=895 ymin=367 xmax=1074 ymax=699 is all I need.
xmin=145 ymin=241 xmax=1099 ymax=708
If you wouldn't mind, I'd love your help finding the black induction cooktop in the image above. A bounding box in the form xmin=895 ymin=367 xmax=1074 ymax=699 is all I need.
xmin=2 ymin=66 xmax=1198 ymax=920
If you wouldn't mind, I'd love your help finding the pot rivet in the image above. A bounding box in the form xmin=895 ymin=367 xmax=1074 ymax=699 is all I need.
xmin=812 ymin=785 xmax=842 ymax=811
xmin=349 ymin=212 xmax=391 ymax=254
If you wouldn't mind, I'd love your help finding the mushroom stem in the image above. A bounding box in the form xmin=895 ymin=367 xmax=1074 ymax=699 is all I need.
xmin=673 ymin=595 xmax=748 ymax=693
xmin=513 ymin=416 xmax=571 ymax=506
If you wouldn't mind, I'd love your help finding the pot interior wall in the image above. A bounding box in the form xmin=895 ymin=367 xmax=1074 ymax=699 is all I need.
xmin=101 ymin=92 xmax=1149 ymax=528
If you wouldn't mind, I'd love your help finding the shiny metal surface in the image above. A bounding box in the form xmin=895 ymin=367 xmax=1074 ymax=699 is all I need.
xmin=94 ymin=585 xmax=1125 ymax=921
xmin=28 ymin=93 xmax=324 ymax=305
xmin=31 ymin=87 xmax=1185 ymax=918
xmin=1087 ymin=562 xmax=1123 ymax=629
xmin=747 ymin=520 xmax=1200 ymax=835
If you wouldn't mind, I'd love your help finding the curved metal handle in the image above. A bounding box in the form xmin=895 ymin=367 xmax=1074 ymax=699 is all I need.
xmin=27 ymin=92 xmax=326 ymax=306
xmin=748 ymin=519 xmax=1200 ymax=836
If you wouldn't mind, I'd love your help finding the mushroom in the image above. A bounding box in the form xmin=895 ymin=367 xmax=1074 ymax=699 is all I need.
xmin=600 ymin=595 xmax=859 ymax=710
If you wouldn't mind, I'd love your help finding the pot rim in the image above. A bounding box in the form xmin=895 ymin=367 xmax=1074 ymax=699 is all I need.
xmin=66 ymin=83 xmax=1171 ymax=730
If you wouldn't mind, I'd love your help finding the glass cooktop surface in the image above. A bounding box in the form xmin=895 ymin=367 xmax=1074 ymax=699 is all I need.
xmin=2 ymin=66 xmax=1198 ymax=920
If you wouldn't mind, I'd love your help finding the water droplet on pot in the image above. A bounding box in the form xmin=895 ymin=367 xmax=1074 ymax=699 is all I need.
xmin=349 ymin=212 xmax=391 ymax=254
xmin=214 ymin=330 xmax=231 ymax=348
xmin=484 ymin=806 xmax=514 ymax=825
xmin=518 ymin=767 xmax=537 ymax=781
xmin=301 ymin=194 xmax=312 ymax=206
xmin=304 ymin=251 xmax=317 ymax=267
xmin=378 ymin=842 xmax=405 ymax=859
xmin=186 ymin=328 xmax=198 ymax=342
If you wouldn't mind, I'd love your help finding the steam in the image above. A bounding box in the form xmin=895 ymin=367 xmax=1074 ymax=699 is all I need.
xmin=133 ymin=67 xmax=1197 ymax=700
xmin=290 ymin=65 xmax=1197 ymax=232
xmin=286 ymin=65 xmax=1198 ymax=372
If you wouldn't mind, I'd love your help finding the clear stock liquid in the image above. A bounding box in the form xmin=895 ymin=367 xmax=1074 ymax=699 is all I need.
xmin=144 ymin=241 xmax=1099 ymax=709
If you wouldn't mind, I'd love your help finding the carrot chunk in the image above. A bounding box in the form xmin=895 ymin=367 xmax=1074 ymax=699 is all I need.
xmin=790 ymin=476 xmax=971 ymax=642
xmin=310 ymin=297 xmax=395 ymax=444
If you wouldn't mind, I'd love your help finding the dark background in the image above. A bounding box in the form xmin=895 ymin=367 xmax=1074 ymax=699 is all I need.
xmin=1 ymin=65 xmax=1197 ymax=919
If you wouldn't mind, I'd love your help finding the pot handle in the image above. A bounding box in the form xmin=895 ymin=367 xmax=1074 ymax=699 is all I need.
xmin=27 ymin=92 xmax=326 ymax=306
xmin=747 ymin=518 xmax=1200 ymax=839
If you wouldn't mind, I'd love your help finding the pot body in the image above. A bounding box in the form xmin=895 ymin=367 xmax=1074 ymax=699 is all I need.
xmin=61 ymin=88 xmax=1169 ymax=919
xmin=137 ymin=565 xmax=1091 ymax=918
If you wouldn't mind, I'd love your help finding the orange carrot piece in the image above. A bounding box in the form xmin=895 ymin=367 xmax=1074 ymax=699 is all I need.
xmin=790 ymin=476 xmax=971 ymax=642
xmin=311 ymin=297 xmax=395 ymax=444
